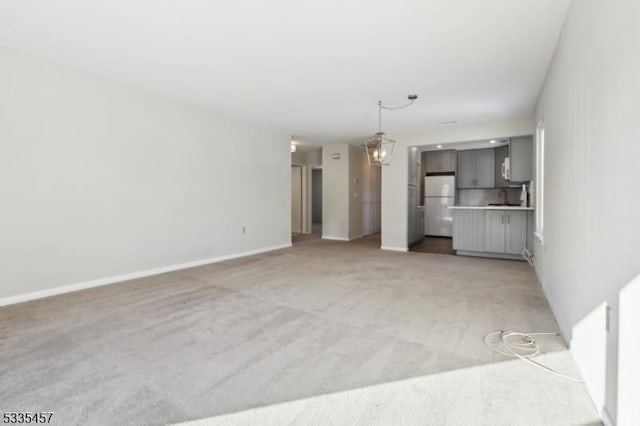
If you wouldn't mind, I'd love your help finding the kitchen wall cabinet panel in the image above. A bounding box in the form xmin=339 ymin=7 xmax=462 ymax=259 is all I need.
xmin=426 ymin=150 xmax=456 ymax=173
xmin=408 ymin=147 xmax=419 ymax=186
xmin=457 ymin=149 xmax=495 ymax=188
xmin=456 ymin=151 xmax=475 ymax=188
xmin=495 ymin=145 xmax=510 ymax=188
xmin=509 ymin=136 xmax=533 ymax=182
xmin=474 ymin=149 xmax=495 ymax=188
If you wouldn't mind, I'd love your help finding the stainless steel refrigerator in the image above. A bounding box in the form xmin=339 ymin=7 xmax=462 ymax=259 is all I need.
xmin=424 ymin=174 xmax=455 ymax=237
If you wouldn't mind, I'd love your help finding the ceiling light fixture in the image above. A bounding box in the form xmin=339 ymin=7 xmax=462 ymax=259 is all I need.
xmin=437 ymin=145 xmax=443 ymax=149
xmin=291 ymin=142 xmax=297 ymax=153
xmin=490 ymin=140 xmax=497 ymax=144
xmin=364 ymin=94 xmax=418 ymax=166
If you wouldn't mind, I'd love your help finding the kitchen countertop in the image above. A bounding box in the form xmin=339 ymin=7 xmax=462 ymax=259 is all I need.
xmin=449 ymin=205 xmax=534 ymax=211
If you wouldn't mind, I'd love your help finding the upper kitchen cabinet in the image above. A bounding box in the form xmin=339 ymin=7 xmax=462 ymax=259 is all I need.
xmin=507 ymin=136 xmax=533 ymax=182
xmin=457 ymin=149 xmax=495 ymax=189
xmin=408 ymin=146 xmax=420 ymax=186
xmin=494 ymin=145 xmax=510 ymax=188
xmin=457 ymin=150 xmax=475 ymax=188
xmin=425 ymin=150 xmax=456 ymax=173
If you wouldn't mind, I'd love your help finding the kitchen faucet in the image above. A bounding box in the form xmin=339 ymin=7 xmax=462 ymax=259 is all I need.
xmin=498 ymin=189 xmax=508 ymax=205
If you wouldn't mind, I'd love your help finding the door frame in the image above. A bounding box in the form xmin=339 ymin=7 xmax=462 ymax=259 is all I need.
xmin=291 ymin=165 xmax=303 ymax=234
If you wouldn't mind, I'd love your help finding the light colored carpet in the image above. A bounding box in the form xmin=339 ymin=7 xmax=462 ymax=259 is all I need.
xmin=0 ymin=236 xmax=599 ymax=425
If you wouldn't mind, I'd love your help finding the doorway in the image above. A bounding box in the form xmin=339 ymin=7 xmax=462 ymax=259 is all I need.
xmin=291 ymin=165 xmax=302 ymax=234
xmin=311 ymin=167 xmax=322 ymax=235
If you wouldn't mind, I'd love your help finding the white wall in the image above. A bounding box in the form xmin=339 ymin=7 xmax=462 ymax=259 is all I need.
xmin=291 ymin=166 xmax=303 ymax=233
xmin=322 ymin=145 xmax=350 ymax=239
xmin=0 ymin=47 xmax=291 ymax=302
xmin=618 ymin=273 xmax=640 ymax=425
xmin=533 ymin=0 xmax=640 ymax=423
xmin=305 ymin=149 xmax=322 ymax=166
xmin=321 ymin=144 xmax=365 ymax=240
xmin=348 ymin=145 xmax=363 ymax=239
xmin=291 ymin=148 xmax=322 ymax=166
xmin=380 ymin=117 xmax=534 ymax=251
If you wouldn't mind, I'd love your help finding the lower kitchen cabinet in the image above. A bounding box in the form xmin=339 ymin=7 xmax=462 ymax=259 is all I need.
xmin=505 ymin=210 xmax=527 ymax=254
xmin=452 ymin=209 xmax=486 ymax=252
xmin=451 ymin=208 xmax=531 ymax=260
xmin=485 ymin=210 xmax=506 ymax=253
xmin=485 ymin=210 xmax=527 ymax=255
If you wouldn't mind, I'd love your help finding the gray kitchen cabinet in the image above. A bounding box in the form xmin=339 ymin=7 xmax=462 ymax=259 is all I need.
xmin=408 ymin=147 xmax=419 ymax=186
xmin=494 ymin=145 xmax=510 ymax=188
xmin=475 ymin=149 xmax=495 ymax=188
xmin=509 ymin=136 xmax=533 ymax=182
xmin=506 ymin=210 xmax=527 ymax=254
xmin=452 ymin=209 xmax=486 ymax=251
xmin=457 ymin=149 xmax=495 ymax=188
xmin=425 ymin=150 xmax=456 ymax=173
xmin=485 ymin=210 xmax=506 ymax=253
xmin=408 ymin=184 xmax=417 ymax=243
xmin=484 ymin=209 xmax=527 ymax=254
xmin=451 ymin=207 xmax=532 ymax=259
xmin=456 ymin=151 xmax=475 ymax=188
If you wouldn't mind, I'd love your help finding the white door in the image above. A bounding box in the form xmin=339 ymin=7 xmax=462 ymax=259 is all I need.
xmin=425 ymin=196 xmax=454 ymax=237
xmin=291 ymin=166 xmax=302 ymax=233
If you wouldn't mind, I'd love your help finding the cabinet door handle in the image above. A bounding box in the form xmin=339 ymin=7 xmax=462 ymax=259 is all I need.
xmin=507 ymin=213 xmax=510 ymax=224
xmin=501 ymin=214 xmax=504 ymax=224
xmin=501 ymin=163 xmax=506 ymax=179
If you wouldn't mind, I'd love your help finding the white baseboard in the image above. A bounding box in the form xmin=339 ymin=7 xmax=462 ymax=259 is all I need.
xmin=601 ymin=408 xmax=614 ymax=426
xmin=0 ymin=243 xmax=292 ymax=307
xmin=380 ymin=246 xmax=408 ymax=252
xmin=538 ymin=278 xmax=571 ymax=345
xmin=322 ymin=235 xmax=365 ymax=242
xmin=535 ymin=265 xmax=612 ymax=426
xmin=321 ymin=235 xmax=349 ymax=241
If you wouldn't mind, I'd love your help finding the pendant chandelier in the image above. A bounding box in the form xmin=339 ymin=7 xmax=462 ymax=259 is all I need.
xmin=364 ymin=94 xmax=418 ymax=166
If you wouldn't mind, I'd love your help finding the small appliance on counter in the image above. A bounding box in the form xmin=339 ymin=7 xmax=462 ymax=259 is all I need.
xmin=520 ymin=184 xmax=527 ymax=207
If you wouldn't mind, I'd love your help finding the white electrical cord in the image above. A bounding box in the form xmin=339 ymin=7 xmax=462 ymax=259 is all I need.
xmin=484 ymin=330 xmax=584 ymax=382
xmin=521 ymin=247 xmax=534 ymax=266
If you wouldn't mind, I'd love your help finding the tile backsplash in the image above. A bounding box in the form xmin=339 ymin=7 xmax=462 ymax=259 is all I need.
xmin=456 ymin=188 xmax=522 ymax=206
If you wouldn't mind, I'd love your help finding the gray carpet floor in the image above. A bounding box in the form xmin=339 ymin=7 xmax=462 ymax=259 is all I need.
xmin=0 ymin=236 xmax=599 ymax=425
